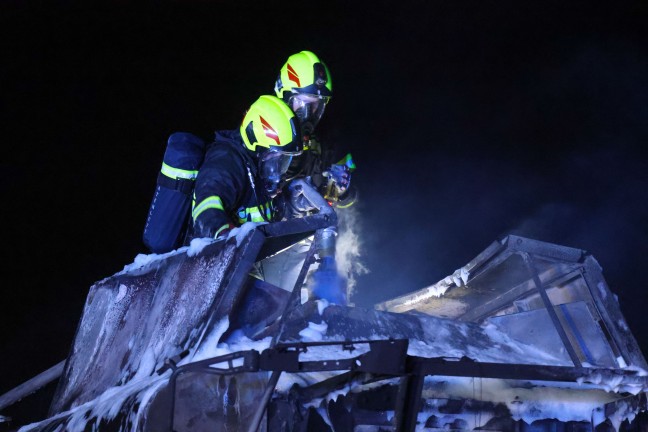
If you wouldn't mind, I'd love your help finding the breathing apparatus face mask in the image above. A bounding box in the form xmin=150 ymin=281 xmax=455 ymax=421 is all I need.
xmin=259 ymin=148 xmax=301 ymax=197
xmin=290 ymin=93 xmax=329 ymax=137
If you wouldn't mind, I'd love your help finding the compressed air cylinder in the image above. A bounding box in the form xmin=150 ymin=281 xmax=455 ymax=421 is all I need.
xmin=143 ymin=132 xmax=206 ymax=254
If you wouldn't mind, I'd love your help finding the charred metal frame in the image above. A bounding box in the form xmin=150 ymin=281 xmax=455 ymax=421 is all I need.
xmin=8 ymin=187 xmax=648 ymax=432
xmin=0 ymin=181 xmax=340 ymax=427
xmin=522 ymin=252 xmax=583 ymax=367
xmin=153 ymin=230 xmax=648 ymax=431
xmin=162 ymin=181 xmax=344 ymax=431
xmin=377 ymin=235 xmax=648 ymax=371
xmin=162 ymin=338 xmax=648 ymax=432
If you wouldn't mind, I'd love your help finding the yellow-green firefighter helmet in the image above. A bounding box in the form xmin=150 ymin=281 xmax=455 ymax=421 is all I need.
xmin=274 ymin=51 xmax=332 ymax=136
xmin=274 ymin=50 xmax=332 ymax=101
xmin=240 ymin=95 xmax=303 ymax=154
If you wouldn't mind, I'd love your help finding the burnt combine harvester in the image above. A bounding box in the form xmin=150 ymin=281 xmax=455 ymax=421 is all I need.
xmin=2 ymin=195 xmax=647 ymax=430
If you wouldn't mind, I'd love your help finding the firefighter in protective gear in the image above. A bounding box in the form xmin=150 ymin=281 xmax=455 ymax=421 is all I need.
xmin=274 ymin=50 xmax=332 ymax=137
xmin=190 ymin=95 xmax=302 ymax=240
xmin=255 ymin=51 xmax=354 ymax=305
xmin=274 ymin=50 xmax=356 ymax=208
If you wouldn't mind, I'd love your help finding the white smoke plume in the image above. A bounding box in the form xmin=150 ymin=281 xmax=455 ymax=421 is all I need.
xmin=335 ymin=206 xmax=369 ymax=302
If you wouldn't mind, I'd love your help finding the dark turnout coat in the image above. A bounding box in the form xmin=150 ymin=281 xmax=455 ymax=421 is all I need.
xmin=191 ymin=130 xmax=276 ymax=239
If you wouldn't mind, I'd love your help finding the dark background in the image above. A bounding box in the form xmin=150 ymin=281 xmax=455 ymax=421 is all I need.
xmin=2 ymin=0 xmax=647 ymax=406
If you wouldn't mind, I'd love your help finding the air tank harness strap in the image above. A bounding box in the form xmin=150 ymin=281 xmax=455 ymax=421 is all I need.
xmin=157 ymin=172 xmax=195 ymax=196
xmin=245 ymin=161 xmax=273 ymax=223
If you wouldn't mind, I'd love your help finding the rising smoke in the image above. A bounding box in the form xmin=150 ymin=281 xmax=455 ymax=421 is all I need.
xmin=335 ymin=206 xmax=370 ymax=302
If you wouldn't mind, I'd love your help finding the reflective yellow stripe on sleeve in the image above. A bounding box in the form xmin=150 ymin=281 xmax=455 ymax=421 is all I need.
xmin=161 ymin=162 xmax=199 ymax=180
xmin=214 ymin=224 xmax=231 ymax=238
xmin=236 ymin=202 xmax=272 ymax=224
xmin=192 ymin=195 xmax=225 ymax=221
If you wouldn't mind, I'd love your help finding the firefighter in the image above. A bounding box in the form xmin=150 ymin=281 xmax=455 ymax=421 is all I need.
xmin=274 ymin=50 xmax=356 ymax=208
xmin=257 ymin=51 xmax=355 ymax=304
xmin=190 ymin=95 xmax=302 ymax=239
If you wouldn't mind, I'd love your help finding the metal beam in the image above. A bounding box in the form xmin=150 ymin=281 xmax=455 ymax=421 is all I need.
xmin=0 ymin=361 xmax=64 ymax=412
xmin=523 ymin=252 xmax=582 ymax=367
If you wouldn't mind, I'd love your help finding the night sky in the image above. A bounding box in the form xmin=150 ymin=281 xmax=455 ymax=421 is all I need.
xmin=2 ymin=0 xmax=648 ymax=400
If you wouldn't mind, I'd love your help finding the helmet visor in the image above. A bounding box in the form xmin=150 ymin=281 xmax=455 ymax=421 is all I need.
xmin=260 ymin=149 xmax=299 ymax=182
xmin=290 ymin=93 xmax=330 ymax=135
